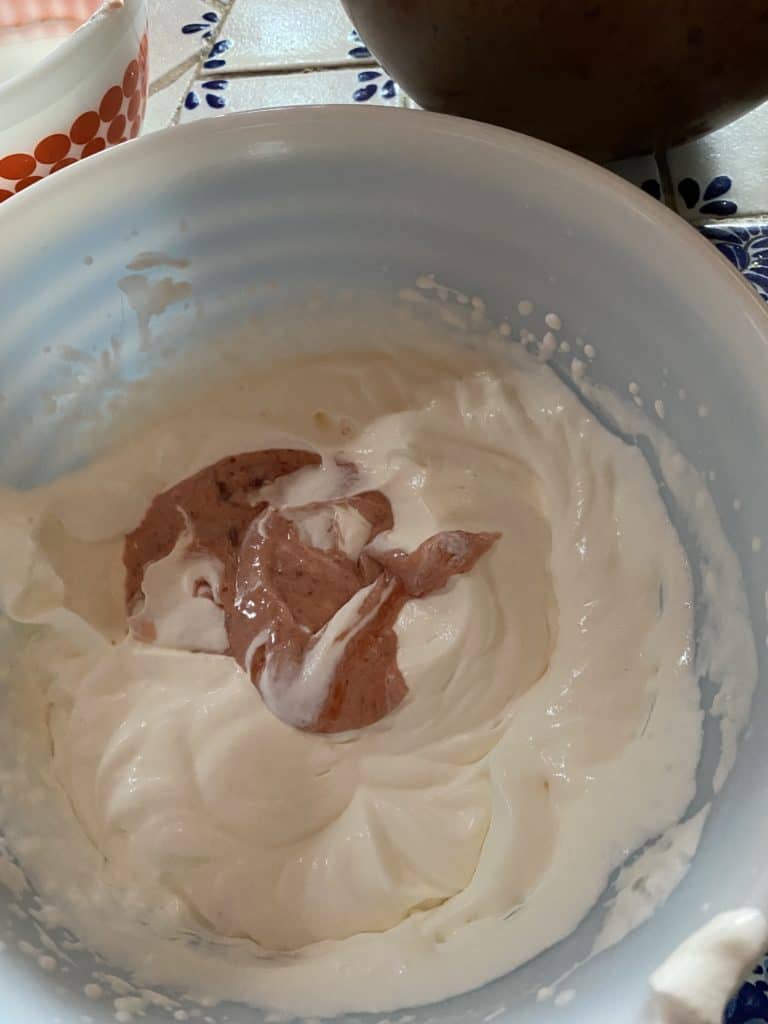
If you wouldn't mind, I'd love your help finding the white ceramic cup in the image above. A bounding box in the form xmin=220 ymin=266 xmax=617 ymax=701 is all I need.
xmin=0 ymin=0 xmax=147 ymax=204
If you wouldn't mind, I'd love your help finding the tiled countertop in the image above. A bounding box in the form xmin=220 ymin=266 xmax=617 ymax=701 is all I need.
xmin=144 ymin=0 xmax=768 ymax=311
xmin=142 ymin=3 xmax=765 ymax=1022
xmin=144 ymin=0 xmax=404 ymax=128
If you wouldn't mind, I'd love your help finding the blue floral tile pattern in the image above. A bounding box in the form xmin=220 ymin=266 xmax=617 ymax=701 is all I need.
xmin=185 ymin=77 xmax=229 ymax=111
xmin=146 ymin=0 xmax=224 ymax=92
xmin=201 ymin=38 xmax=232 ymax=72
xmin=680 ymin=176 xmax=738 ymax=218
xmin=178 ymin=66 xmax=406 ymax=125
xmin=353 ymin=69 xmax=396 ymax=102
xmin=700 ymin=223 xmax=768 ymax=301
xmin=181 ymin=9 xmax=219 ymax=41
xmin=727 ymin=959 xmax=768 ymax=1023
xmin=185 ymin=34 xmax=232 ymax=111
xmin=348 ymin=27 xmax=372 ymax=60
xmin=641 ymin=179 xmax=662 ymax=201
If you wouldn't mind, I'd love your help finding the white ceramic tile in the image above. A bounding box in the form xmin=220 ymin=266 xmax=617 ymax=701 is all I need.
xmin=605 ymin=154 xmax=665 ymax=205
xmin=142 ymin=67 xmax=196 ymax=134
xmin=179 ymin=66 xmax=407 ymax=122
xmin=666 ymin=99 xmax=768 ymax=222
xmin=220 ymin=0 xmax=364 ymax=72
xmin=148 ymin=0 xmax=224 ymax=87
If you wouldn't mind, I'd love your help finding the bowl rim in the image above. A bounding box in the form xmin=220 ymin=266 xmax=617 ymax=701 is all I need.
xmin=2 ymin=102 xmax=767 ymax=331
xmin=0 ymin=0 xmax=146 ymax=127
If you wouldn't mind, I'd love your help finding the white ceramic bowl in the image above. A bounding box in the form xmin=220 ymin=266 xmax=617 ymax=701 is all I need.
xmin=0 ymin=0 xmax=147 ymax=203
xmin=0 ymin=107 xmax=767 ymax=1024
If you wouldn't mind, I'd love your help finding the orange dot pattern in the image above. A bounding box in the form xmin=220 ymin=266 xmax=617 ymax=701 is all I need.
xmin=0 ymin=30 xmax=148 ymax=204
xmin=34 ymin=134 xmax=70 ymax=165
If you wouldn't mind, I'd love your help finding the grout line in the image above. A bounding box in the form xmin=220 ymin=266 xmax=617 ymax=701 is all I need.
xmin=698 ymin=215 xmax=768 ymax=228
xmin=149 ymin=55 xmax=199 ymax=97
xmin=192 ymin=58 xmax=378 ymax=81
xmin=655 ymin=148 xmax=678 ymax=212
xmin=146 ymin=0 xmax=236 ymax=114
xmin=168 ymin=0 xmax=237 ymax=126
xmin=193 ymin=0 xmax=236 ymax=72
xmin=164 ymin=76 xmax=195 ymax=130
xmin=148 ymin=0 xmax=233 ymax=95
xmin=148 ymin=0 xmax=392 ymax=124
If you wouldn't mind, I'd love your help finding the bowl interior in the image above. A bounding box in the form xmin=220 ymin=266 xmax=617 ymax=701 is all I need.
xmin=0 ymin=106 xmax=767 ymax=1024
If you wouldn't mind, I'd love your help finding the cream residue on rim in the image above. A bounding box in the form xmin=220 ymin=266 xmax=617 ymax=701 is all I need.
xmin=0 ymin=305 xmax=756 ymax=1018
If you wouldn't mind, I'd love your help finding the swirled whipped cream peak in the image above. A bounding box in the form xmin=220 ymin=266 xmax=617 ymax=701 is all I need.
xmin=0 ymin=333 xmax=751 ymax=1019
xmin=124 ymin=449 xmax=499 ymax=732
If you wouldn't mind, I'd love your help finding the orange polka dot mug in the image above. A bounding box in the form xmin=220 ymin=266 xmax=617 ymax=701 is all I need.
xmin=0 ymin=0 xmax=148 ymax=204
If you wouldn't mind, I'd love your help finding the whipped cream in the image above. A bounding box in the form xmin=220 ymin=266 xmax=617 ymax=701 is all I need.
xmin=0 ymin=339 xmax=747 ymax=1016
xmin=649 ymin=909 xmax=768 ymax=1024
xmin=128 ymin=525 xmax=228 ymax=653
